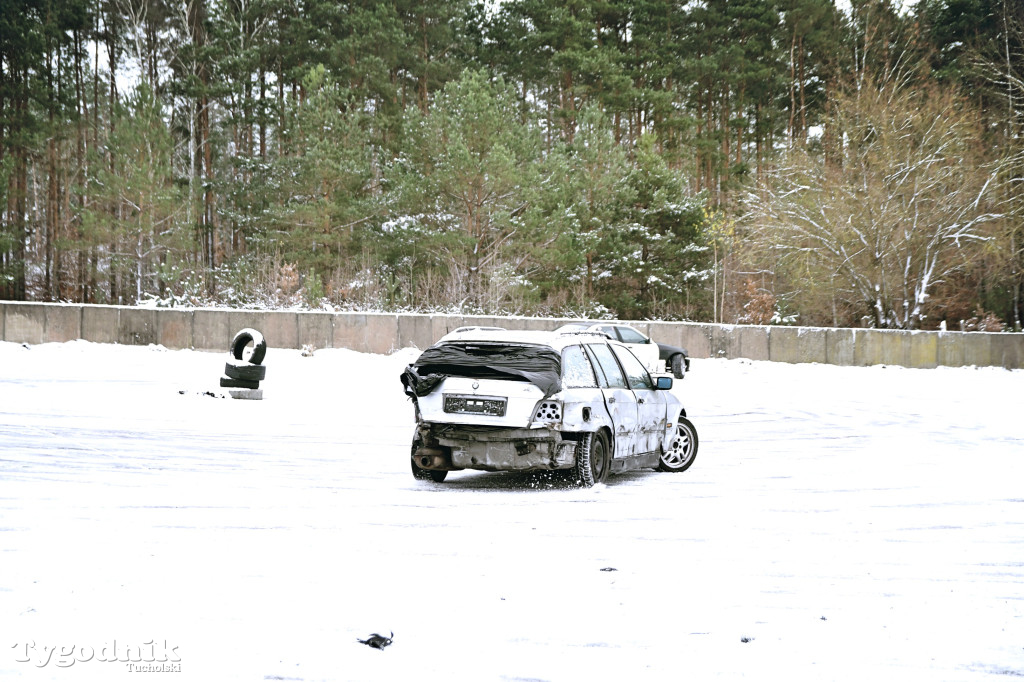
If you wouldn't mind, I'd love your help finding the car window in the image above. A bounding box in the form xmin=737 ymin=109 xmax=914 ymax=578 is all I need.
xmin=562 ymin=345 xmax=598 ymax=388
xmin=585 ymin=343 xmax=628 ymax=388
xmin=615 ymin=326 xmax=648 ymax=344
xmin=612 ymin=344 xmax=654 ymax=390
xmin=594 ymin=325 xmax=616 ymax=339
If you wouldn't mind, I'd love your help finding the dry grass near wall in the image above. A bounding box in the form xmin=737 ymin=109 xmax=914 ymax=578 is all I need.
xmin=189 ymin=253 xmax=1011 ymax=328
xmin=960 ymin=310 xmax=1006 ymax=332
xmin=737 ymin=279 xmax=777 ymax=325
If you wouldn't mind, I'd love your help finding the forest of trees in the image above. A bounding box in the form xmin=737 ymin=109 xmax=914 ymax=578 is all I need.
xmin=1 ymin=0 xmax=1022 ymax=331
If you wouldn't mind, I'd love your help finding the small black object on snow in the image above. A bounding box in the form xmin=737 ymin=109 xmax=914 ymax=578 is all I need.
xmin=357 ymin=632 xmax=393 ymax=650
xmin=740 ymin=637 xmax=754 ymax=643
xmin=178 ymin=389 xmax=224 ymax=399
xmin=600 ymin=567 xmax=618 ymax=572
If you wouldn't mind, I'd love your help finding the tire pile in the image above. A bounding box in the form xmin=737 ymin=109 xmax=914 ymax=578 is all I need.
xmin=220 ymin=328 xmax=267 ymax=400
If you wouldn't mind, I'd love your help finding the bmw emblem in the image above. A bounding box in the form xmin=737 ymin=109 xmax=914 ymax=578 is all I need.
xmin=472 ymin=381 xmax=480 ymax=391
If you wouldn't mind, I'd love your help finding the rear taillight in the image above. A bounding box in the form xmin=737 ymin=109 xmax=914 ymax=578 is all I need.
xmin=533 ymin=400 xmax=562 ymax=425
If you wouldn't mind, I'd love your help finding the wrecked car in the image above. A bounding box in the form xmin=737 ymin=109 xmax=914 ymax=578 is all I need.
xmin=400 ymin=328 xmax=698 ymax=486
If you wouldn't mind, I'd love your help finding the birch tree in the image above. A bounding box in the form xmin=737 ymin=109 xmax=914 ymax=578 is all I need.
xmin=745 ymin=75 xmax=1002 ymax=329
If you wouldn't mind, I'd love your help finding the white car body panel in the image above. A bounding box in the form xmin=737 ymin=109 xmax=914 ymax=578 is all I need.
xmin=417 ymin=377 xmax=546 ymax=429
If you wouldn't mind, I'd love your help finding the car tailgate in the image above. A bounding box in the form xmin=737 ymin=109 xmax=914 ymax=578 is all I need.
xmin=417 ymin=377 xmax=546 ymax=428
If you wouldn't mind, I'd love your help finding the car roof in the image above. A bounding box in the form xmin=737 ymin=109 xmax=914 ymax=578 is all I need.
xmin=554 ymin=321 xmax=638 ymax=330
xmin=436 ymin=327 xmax=611 ymax=352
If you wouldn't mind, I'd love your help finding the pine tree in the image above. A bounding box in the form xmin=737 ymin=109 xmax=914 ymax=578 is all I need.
xmin=83 ymin=82 xmax=190 ymax=303
xmin=382 ymin=69 xmax=541 ymax=309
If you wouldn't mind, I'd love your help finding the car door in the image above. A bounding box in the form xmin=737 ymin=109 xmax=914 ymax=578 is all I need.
xmin=584 ymin=343 xmax=640 ymax=458
xmin=611 ymin=344 xmax=668 ymax=454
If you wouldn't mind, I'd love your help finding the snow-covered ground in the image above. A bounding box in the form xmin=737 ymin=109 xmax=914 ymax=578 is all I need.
xmin=0 ymin=340 xmax=1021 ymax=682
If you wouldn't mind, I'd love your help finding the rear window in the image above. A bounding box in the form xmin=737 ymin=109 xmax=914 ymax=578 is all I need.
xmin=615 ymin=326 xmax=648 ymax=344
xmin=561 ymin=345 xmax=597 ymax=388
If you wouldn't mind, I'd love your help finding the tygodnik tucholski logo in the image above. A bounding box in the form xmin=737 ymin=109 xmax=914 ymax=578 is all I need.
xmin=11 ymin=640 xmax=181 ymax=671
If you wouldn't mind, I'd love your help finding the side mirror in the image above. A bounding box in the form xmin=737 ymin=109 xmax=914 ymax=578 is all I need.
xmin=656 ymin=376 xmax=673 ymax=390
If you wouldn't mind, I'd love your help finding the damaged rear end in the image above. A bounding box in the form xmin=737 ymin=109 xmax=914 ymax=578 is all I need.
xmin=414 ymin=377 xmax=581 ymax=472
xmin=401 ymin=333 xmax=585 ymax=475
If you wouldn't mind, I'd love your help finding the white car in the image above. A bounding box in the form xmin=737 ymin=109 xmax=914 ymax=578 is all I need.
xmin=554 ymin=322 xmax=690 ymax=379
xmin=400 ymin=328 xmax=698 ymax=485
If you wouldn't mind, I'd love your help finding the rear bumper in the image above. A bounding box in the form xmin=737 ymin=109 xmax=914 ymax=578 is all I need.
xmin=414 ymin=424 xmax=578 ymax=472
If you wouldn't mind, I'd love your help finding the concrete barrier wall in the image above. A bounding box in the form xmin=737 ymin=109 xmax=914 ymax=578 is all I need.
xmin=1 ymin=301 xmax=1021 ymax=369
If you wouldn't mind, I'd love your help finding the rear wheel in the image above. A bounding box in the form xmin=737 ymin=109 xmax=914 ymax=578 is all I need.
xmin=411 ymin=458 xmax=448 ymax=482
xmin=575 ymin=432 xmax=610 ymax=487
xmin=658 ymin=417 xmax=698 ymax=472
xmin=410 ymin=435 xmax=447 ymax=482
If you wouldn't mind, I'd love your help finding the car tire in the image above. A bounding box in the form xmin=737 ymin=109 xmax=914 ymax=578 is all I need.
xmin=230 ymin=328 xmax=267 ymax=365
xmin=670 ymin=353 xmax=687 ymax=379
xmin=658 ymin=417 xmax=698 ymax=472
xmin=411 ymin=459 xmax=447 ymax=482
xmin=575 ymin=432 xmax=610 ymax=487
xmin=410 ymin=436 xmax=447 ymax=482
xmin=219 ymin=375 xmax=260 ymax=389
xmin=224 ymin=360 xmax=267 ymax=381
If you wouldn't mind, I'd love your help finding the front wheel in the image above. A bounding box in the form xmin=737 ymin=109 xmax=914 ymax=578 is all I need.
xmin=658 ymin=417 xmax=698 ymax=472
xmin=575 ymin=432 xmax=610 ymax=487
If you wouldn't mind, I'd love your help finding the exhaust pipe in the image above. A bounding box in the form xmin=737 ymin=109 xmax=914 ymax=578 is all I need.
xmin=414 ymin=446 xmax=451 ymax=469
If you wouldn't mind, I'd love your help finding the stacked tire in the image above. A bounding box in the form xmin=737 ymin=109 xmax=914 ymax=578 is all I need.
xmin=220 ymin=328 xmax=267 ymax=391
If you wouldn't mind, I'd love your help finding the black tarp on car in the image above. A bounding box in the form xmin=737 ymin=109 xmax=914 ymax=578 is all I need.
xmin=401 ymin=343 xmax=562 ymax=399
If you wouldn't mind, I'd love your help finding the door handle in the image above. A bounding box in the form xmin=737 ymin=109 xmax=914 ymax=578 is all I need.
xmin=608 ymin=397 xmax=616 ymax=403
xmin=638 ymin=398 xmax=645 ymax=404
